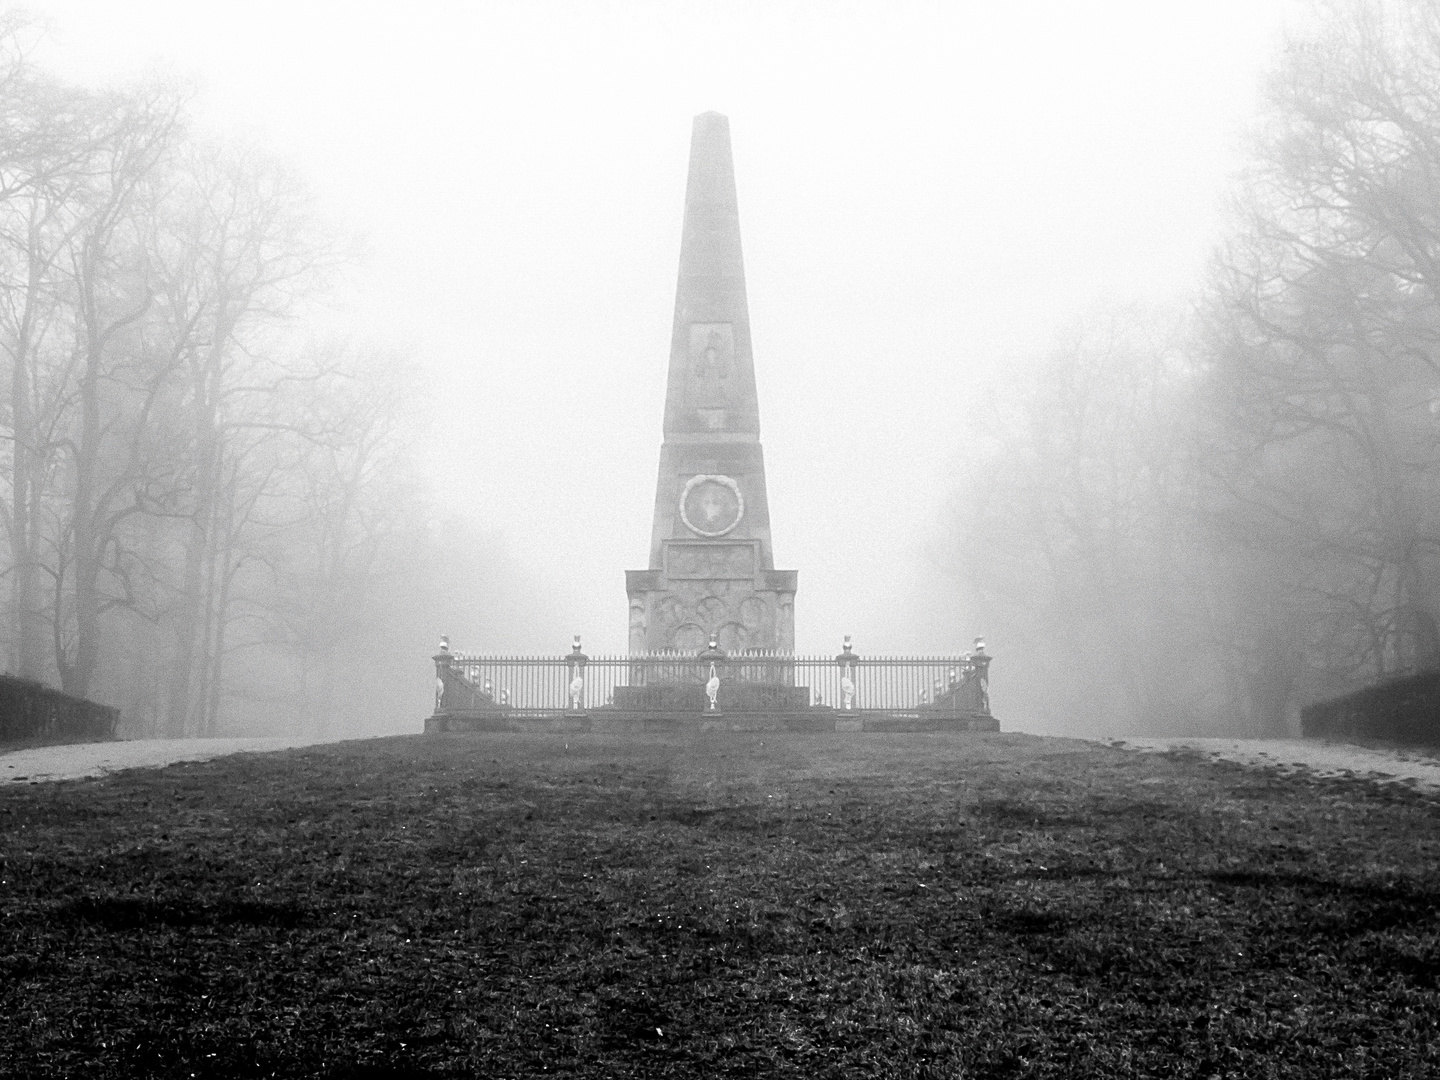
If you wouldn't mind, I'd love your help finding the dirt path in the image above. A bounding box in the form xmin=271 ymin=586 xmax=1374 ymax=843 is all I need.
xmin=1 ymin=736 xmax=348 ymax=784
xmin=1111 ymin=736 xmax=1440 ymax=792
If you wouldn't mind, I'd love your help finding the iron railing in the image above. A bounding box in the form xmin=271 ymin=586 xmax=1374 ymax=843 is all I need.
xmin=433 ymin=637 xmax=991 ymax=717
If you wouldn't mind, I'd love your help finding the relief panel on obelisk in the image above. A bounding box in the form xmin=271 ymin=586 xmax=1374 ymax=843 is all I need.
xmin=689 ymin=322 xmax=734 ymax=420
xmin=625 ymin=112 xmax=797 ymax=656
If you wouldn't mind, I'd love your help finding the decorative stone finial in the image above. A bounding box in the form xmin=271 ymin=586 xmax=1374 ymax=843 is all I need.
xmin=706 ymin=662 xmax=720 ymax=711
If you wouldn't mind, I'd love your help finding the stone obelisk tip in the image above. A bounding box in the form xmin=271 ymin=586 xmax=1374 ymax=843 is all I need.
xmin=692 ymin=111 xmax=729 ymax=139
xmin=682 ymin=113 xmax=736 ymax=215
xmin=664 ymin=110 xmax=754 ymax=436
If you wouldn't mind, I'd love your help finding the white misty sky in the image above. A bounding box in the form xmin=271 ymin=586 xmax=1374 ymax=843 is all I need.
xmin=26 ymin=0 xmax=1302 ymax=656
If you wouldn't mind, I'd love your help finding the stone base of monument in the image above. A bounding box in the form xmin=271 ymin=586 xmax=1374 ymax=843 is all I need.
xmin=613 ymin=682 xmax=811 ymax=713
xmin=425 ymin=709 xmax=1000 ymax=735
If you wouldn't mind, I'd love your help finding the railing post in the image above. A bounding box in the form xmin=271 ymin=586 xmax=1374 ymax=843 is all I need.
xmin=969 ymin=637 xmax=992 ymax=716
xmin=835 ymin=635 xmax=859 ymax=710
xmin=699 ymin=636 xmax=726 ymax=712
xmin=565 ymin=635 xmax=589 ymax=713
xmin=433 ymin=636 xmax=453 ymax=715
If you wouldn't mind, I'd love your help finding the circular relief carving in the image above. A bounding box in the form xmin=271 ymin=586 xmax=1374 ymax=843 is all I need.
xmin=716 ymin=622 xmax=749 ymax=654
xmin=670 ymin=623 xmax=708 ymax=654
xmin=654 ymin=597 xmax=683 ymax=630
xmin=680 ymin=474 xmax=744 ymax=537
xmin=697 ymin=596 xmax=728 ymax=630
xmin=739 ymin=596 xmax=769 ymax=630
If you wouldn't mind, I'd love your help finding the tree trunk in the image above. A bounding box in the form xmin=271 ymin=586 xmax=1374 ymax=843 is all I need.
xmin=203 ymin=545 xmax=236 ymax=737
xmin=11 ymin=208 xmax=55 ymax=681
xmin=164 ymin=329 xmax=228 ymax=737
xmin=63 ymin=295 xmax=102 ymax=699
xmin=9 ymin=296 xmax=42 ymax=680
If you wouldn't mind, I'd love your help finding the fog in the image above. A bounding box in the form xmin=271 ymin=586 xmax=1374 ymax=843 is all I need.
xmin=9 ymin=0 xmax=1379 ymax=737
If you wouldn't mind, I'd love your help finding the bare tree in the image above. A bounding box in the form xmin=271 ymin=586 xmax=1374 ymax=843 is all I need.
xmin=142 ymin=144 xmax=338 ymax=735
xmin=247 ymin=351 xmax=418 ymax=736
xmin=1202 ymin=0 xmax=1440 ymax=705
xmin=947 ymin=305 xmax=1217 ymax=733
xmin=0 ymin=35 xmax=446 ymax=740
xmin=0 ymin=62 xmax=186 ymax=695
xmin=51 ymin=83 xmax=184 ymax=698
xmin=0 ymin=22 xmax=120 ymax=680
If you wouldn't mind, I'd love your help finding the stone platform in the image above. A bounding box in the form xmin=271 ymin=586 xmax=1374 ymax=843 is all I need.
xmin=425 ymin=710 xmax=1000 ymax=735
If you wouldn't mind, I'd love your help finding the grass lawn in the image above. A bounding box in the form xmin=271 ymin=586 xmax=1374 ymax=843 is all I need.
xmin=2 ymin=731 xmax=1439 ymax=1078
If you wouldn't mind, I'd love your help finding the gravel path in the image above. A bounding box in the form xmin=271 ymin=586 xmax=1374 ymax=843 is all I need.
xmin=1 ymin=736 xmax=347 ymax=784
xmin=1111 ymin=736 xmax=1440 ymax=792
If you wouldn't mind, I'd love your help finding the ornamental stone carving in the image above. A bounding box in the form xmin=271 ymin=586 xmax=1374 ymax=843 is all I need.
xmin=689 ymin=323 xmax=734 ymax=380
xmin=697 ymin=596 xmax=728 ymax=630
xmin=665 ymin=543 xmax=756 ymax=580
xmin=671 ymin=623 xmax=708 ymax=653
xmin=716 ymin=621 xmax=749 ymax=654
xmin=739 ymin=596 xmax=769 ymax=630
xmin=705 ymin=662 xmax=721 ymax=710
xmin=680 ymin=474 xmax=744 ymax=537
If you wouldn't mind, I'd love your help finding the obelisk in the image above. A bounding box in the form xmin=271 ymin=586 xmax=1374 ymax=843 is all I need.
xmin=626 ymin=112 xmax=797 ymax=655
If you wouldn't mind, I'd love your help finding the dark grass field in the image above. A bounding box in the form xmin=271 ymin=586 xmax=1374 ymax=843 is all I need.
xmin=2 ymin=732 xmax=1439 ymax=1078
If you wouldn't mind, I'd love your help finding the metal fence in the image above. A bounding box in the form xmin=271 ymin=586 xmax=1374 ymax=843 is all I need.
xmin=434 ymin=640 xmax=990 ymax=716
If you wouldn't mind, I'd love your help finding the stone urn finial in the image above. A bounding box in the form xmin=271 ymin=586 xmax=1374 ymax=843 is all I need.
xmin=564 ymin=635 xmax=589 ymax=712
xmin=834 ymin=636 xmax=859 ymax=709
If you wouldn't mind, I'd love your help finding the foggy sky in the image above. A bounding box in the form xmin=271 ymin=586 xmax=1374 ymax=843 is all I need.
xmin=26 ymin=0 xmax=1303 ymax=657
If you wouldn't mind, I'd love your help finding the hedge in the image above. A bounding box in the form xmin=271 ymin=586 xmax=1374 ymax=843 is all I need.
xmin=0 ymin=674 xmax=119 ymax=746
xmin=1301 ymin=670 xmax=1440 ymax=747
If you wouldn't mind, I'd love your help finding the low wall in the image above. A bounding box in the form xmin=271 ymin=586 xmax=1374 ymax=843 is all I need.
xmin=1301 ymin=671 xmax=1440 ymax=747
xmin=426 ymin=709 xmax=1000 ymax=735
xmin=0 ymin=675 xmax=119 ymax=747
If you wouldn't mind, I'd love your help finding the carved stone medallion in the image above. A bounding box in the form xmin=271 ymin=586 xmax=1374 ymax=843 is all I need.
xmin=680 ymin=474 xmax=744 ymax=537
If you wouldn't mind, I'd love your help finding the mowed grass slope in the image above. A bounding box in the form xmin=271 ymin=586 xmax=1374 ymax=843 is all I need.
xmin=2 ymin=732 xmax=1439 ymax=1078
